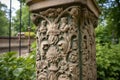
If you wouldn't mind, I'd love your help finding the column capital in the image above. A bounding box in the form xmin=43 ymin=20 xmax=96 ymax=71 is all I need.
xmin=26 ymin=0 xmax=100 ymax=18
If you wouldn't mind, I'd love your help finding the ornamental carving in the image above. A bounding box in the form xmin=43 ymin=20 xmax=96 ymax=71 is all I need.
xmin=33 ymin=5 xmax=97 ymax=80
xmin=81 ymin=7 xmax=97 ymax=80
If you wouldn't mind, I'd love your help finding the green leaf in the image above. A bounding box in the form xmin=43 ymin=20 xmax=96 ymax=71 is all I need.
xmin=13 ymin=68 xmax=24 ymax=77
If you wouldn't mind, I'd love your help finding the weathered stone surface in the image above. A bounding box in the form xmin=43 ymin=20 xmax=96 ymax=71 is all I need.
xmin=27 ymin=0 xmax=100 ymax=17
xmin=27 ymin=0 xmax=100 ymax=80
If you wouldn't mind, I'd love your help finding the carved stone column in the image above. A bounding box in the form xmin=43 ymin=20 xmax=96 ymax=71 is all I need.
xmin=27 ymin=0 xmax=100 ymax=80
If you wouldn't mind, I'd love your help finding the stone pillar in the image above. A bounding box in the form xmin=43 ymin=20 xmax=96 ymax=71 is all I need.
xmin=27 ymin=0 xmax=100 ymax=80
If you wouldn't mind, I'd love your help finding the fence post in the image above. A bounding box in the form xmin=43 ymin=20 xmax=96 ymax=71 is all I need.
xmin=27 ymin=0 xmax=100 ymax=80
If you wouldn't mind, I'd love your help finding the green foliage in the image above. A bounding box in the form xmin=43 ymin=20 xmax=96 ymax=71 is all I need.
xmin=95 ymin=25 xmax=111 ymax=44
xmin=12 ymin=6 xmax=29 ymax=33
xmin=0 ymin=51 xmax=36 ymax=80
xmin=96 ymin=43 xmax=120 ymax=80
xmin=97 ymin=0 xmax=120 ymax=38
xmin=96 ymin=23 xmax=120 ymax=80
xmin=0 ymin=2 xmax=9 ymax=36
xmin=12 ymin=5 xmax=35 ymax=35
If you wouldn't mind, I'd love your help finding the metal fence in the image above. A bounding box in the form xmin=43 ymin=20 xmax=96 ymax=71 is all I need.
xmin=8 ymin=0 xmax=31 ymax=56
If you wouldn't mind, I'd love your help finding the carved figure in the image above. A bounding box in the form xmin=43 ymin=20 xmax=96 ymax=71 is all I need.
xmin=69 ymin=7 xmax=79 ymax=23
xmin=47 ymin=23 xmax=60 ymax=44
xmin=38 ymin=20 xmax=47 ymax=40
xmin=60 ymin=17 xmax=69 ymax=32
xmin=60 ymin=17 xmax=70 ymax=38
xmin=68 ymin=51 xmax=78 ymax=63
xmin=40 ymin=40 xmax=49 ymax=58
xmin=57 ymin=40 xmax=69 ymax=60
xmin=69 ymin=7 xmax=80 ymax=34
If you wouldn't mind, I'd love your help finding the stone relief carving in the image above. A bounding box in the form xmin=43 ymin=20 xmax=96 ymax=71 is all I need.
xmin=33 ymin=5 xmax=97 ymax=80
xmin=81 ymin=7 xmax=97 ymax=80
xmin=47 ymin=23 xmax=60 ymax=45
xmin=34 ymin=6 xmax=81 ymax=80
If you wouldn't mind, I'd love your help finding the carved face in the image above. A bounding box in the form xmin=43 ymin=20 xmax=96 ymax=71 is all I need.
xmin=61 ymin=17 xmax=67 ymax=23
xmin=39 ymin=20 xmax=47 ymax=33
xmin=69 ymin=51 xmax=78 ymax=63
xmin=47 ymin=23 xmax=60 ymax=35
xmin=58 ymin=74 xmax=70 ymax=80
xmin=58 ymin=40 xmax=68 ymax=53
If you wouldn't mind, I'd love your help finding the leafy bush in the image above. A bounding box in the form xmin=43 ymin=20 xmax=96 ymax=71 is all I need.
xmin=0 ymin=51 xmax=36 ymax=80
xmin=97 ymin=43 xmax=120 ymax=80
xmin=95 ymin=25 xmax=111 ymax=45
